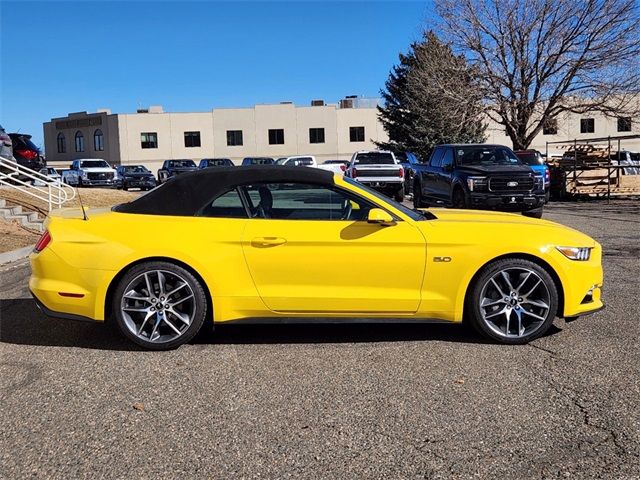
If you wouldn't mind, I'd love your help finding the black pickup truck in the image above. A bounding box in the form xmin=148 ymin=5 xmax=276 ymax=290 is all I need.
xmin=412 ymin=144 xmax=546 ymax=218
xmin=157 ymin=159 xmax=198 ymax=184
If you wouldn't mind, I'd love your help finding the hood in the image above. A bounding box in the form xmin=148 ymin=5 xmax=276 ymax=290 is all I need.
xmin=422 ymin=208 xmax=596 ymax=247
xmin=458 ymin=164 xmax=533 ymax=175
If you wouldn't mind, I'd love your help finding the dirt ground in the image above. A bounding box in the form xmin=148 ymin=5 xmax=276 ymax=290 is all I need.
xmin=0 ymin=187 xmax=138 ymax=254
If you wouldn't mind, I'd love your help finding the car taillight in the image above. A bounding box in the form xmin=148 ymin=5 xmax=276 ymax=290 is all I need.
xmin=340 ymin=164 xmax=346 ymax=172
xmin=545 ymin=169 xmax=550 ymax=181
xmin=16 ymin=149 xmax=38 ymax=160
xmin=399 ymin=168 xmax=404 ymax=178
xmin=351 ymin=167 xmax=357 ymax=178
xmin=34 ymin=230 xmax=51 ymax=252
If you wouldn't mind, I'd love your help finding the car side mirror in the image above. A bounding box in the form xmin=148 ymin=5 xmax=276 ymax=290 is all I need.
xmin=367 ymin=208 xmax=396 ymax=226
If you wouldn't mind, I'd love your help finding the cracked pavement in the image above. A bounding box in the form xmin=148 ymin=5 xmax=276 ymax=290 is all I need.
xmin=0 ymin=199 xmax=639 ymax=478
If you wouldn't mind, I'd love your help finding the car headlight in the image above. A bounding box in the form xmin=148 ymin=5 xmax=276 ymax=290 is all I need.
xmin=535 ymin=174 xmax=544 ymax=187
xmin=556 ymin=246 xmax=592 ymax=261
xmin=467 ymin=176 xmax=487 ymax=192
xmin=81 ymin=171 xmax=89 ymax=179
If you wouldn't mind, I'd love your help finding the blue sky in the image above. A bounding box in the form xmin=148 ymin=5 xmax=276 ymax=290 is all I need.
xmin=1 ymin=1 xmax=434 ymax=149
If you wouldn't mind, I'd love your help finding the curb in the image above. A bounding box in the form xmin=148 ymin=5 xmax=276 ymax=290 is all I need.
xmin=0 ymin=245 xmax=34 ymax=265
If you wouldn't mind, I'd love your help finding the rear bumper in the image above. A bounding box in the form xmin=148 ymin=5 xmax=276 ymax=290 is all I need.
xmin=31 ymin=290 xmax=95 ymax=323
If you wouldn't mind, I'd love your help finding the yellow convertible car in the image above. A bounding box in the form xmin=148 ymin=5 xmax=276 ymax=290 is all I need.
xmin=30 ymin=166 xmax=603 ymax=350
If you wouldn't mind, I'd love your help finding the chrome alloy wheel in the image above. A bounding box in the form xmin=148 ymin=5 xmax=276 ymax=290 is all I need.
xmin=120 ymin=270 xmax=196 ymax=344
xmin=478 ymin=267 xmax=551 ymax=339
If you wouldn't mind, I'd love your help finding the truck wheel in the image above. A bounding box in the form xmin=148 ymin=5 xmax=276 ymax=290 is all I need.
xmin=413 ymin=181 xmax=428 ymax=208
xmin=523 ymin=207 xmax=543 ymax=219
xmin=78 ymin=178 xmax=84 ymax=188
xmin=394 ymin=187 xmax=404 ymax=203
xmin=452 ymin=188 xmax=467 ymax=209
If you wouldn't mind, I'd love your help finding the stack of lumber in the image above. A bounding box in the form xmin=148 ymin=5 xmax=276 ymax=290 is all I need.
xmin=549 ymin=145 xmax=612 ymax=168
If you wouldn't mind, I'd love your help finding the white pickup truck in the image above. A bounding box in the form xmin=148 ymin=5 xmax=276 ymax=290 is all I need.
xmin=344 ymin=150 xmax=405 ymax=201
xmin=62 ymin=159 xmax=117 ymax=187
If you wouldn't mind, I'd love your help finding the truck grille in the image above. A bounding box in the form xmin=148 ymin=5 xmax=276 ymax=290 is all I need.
xmin=356 ymin=169 xmax=400 ymax=178
xmin=88 ymin=172 xmax=114 ymax=181
xmin=489 ymin=175 xmax=534 ymax=193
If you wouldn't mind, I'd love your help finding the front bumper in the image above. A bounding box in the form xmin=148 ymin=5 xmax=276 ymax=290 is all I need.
xmin=358 ymin=179 xmax=403 ymax=190
xmin=82 ymin=178 xmax=116 ymax=186
xmin=469 ymin=192 xmax=546 ymax=211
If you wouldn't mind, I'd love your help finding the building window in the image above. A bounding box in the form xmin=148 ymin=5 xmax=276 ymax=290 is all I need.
xmin=141 ymin=132 xmax=158 ymax=149
xmin=226 ymin=130 xmax=243 ymax=146
xmin=74 ymin=131 xmax=84 ymax=152
xmin=542 ymin=118 xmax=558 ymax=135
xmin=268 ymin=129 xmax=285 ymax=145
xmin=350 ymin=126 xmax=365 ymax=142
xmin=617 ymin=117 xmax=632 ymax=132
xmin=309 ymin=128 xmax=325 ymax=144
xmin=184 ymin=131 xmax=201 ymax=148
xmin=57 ymin=133 xmax=66 ymax=153
xmin=93 ymin=129 xmax=104 ymax=151
xmin=580 ymin=118 xmax=595 ymax=134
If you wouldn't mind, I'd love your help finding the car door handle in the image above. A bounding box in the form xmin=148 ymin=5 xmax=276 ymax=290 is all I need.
xmin=251 ymin=237 xmax=287 ymax=247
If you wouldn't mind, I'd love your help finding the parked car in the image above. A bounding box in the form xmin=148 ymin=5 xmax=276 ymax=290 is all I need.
xmin=316 ymin=159 xmax=349 ymax=175
xmin=33 ymin=167 xmax=62 ymax=187
xmin=0 ymin=125 xmax=13 ymax=160
xmin=344 ymin=150 xmax=405 ymax=201
xmin=9 ymin=133 xmax=46 ymax=173
xmin=199 ymin=158 xmax=234 ymax=168
xmin=115 ymin=165 xmax=157 ymax=191
xmin=30 ymin=165 xmax=604 ymax=350
xmin=275 ymin=155 xmax=317 ymax=167
xmin=608 ymin=151 xmax=640 ymax=175
xmin=241 ymin=157 xmax=275 ymax=166
xmin=157 ymin=159 xmax=198 ymax=184
xmin=393 ymin=151 xmax=422 ymax=196
xmin=62 ymin=159 xmax=117 ymax=187
xmin=514 ymin=150 xmax=551 ymax=201
xmin=413 ymin=144 xmax=546 ymax=218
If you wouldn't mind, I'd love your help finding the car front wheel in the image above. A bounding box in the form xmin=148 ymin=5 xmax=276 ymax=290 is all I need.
xmin=467 ymin=258 xmax=558 ymax=344
xmin=112 ymin=261 xmax=208 ymax=350
xmin=413 ymin=181 xmax=428 ymax=208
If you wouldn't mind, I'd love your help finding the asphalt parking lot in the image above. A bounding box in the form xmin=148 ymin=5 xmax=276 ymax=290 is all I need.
xmin=1 ymin=200 xmax=639 ymax=479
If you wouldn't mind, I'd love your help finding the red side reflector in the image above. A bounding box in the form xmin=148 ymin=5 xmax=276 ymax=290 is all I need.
xmin=34 ymin=230 xmax=51 ymax=252
xmin=58 ymin=292 xmax=85 ymax=298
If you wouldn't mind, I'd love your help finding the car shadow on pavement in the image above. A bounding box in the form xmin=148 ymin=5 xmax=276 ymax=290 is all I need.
xmin=0 ymin=298 xmax=563 ymax=350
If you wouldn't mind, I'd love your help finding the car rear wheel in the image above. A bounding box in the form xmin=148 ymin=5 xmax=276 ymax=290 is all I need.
xmin=112 ymin=261 xmax=208 ymax=350
xmin=467 ymin=258 xmax=558 ymax=344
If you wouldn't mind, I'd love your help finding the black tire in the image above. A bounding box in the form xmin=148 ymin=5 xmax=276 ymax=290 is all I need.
xmin=78 ymin=178 xmax=84 ymax=188
xmin=523 ymin=206 xmax=543 ymax=219
xmin=111 ymin=261 xmax=208 ymax=350
xmin=452 ymin=187 xmax=467 ymax=209
xmin=466 ymin=258 xmax=558 ymax=344
xmin=122 ymin=183 xmax=128 ymax=191
xmin=413 ymin=181 xmax=428 ymax=208
xmin=394 ymin=187 xmax=404 ymax=203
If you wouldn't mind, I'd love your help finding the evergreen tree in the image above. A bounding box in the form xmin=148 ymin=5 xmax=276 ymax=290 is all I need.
xmin=377 ymin=31 xmax=486 ymax=160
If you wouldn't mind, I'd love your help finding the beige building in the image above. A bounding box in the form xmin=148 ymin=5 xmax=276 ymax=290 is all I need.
xmin=485 ymin=109 xmax=640 ymax=155
xmin=43 ymin=97 xmax=388 ymax=171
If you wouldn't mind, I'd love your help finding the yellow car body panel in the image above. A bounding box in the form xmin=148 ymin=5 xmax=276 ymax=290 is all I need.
xmin=29 ymin=174 xmax=603 ymax=326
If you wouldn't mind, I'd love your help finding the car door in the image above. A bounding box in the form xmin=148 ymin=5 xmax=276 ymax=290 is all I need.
xmin=437 ymin=147 xmax=455 ymax=202
xmin=240 ymin=182 xmax=426 ymax=314
xmin=422 ymin=147 xmax=443 ymax=201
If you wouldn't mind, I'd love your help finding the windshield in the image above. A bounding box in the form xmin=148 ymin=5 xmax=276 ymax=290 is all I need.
xmin=515 ymin=152 xmax=543 ymax=166
xmin=168 ymin=160 xmax=196 ymax=168
xmin=276 ymin=158 xmax=287 ymax=165
xmin=245 ymin=158 xmax=274 ymax=165
xmin=343 ymin=177 xmax=433 ymax=221
xmin=354 ymin=152 xmax=395 ymax=165
xmin=124 ymin=166 xmax=150 ymax=173
xmin=456 ymin=146 xmax=521 ymax=166
xmin=80 ymin=160 xmax=110 ymax=168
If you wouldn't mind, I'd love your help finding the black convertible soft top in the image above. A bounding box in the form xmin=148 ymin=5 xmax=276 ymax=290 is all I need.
xmin=113 ymin=165 xmax=335 ymax=216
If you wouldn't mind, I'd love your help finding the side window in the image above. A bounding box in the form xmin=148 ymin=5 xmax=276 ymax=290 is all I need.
xmin=241 ymin=183 xmax=375 ymax=221
xmin=430 ymin=148 xmax=444 ymax=167
xmin=198 ymin=189 xmax=247 ymax=218
xmin=441 ymin=148 xmax=454 ymax=169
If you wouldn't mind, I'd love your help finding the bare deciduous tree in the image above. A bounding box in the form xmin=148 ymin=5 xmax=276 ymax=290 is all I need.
xmin=435 ymin=0 xmax=640 ymax=150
